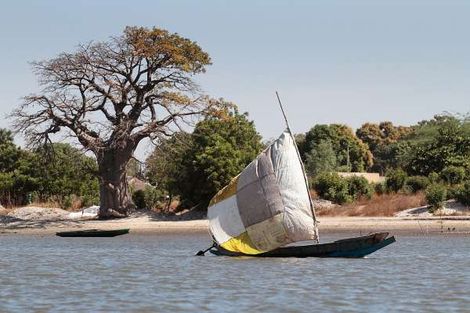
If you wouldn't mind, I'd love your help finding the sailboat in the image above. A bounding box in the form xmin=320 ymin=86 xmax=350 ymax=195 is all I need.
xmin=197 ymin=94 xmax=395 ymax=258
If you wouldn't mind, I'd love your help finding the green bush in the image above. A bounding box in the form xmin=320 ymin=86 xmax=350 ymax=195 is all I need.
xmin=313 ymin=172 xmax=351 ymax=204
xmin=440 ymin=166 xmax=466 ymax=185
xmin=456 ymin=181 xmax=470 ymax=206
xmin=446 ymin=185 xmax=461 ymax=200
xmin=60 ymin=195 xmax=73 ymax=210
xmin=142 ymin=186 xmax=161 ymax=210
xmin=386 ymin=169 xmax=408 ymax=192
xmin=428 ymin=172 xmax=439 ymax=183
xmin=405 ymin=176 xmax=430 ymax=193
xmin=425 ymin=184 xmax=447 ymax=212
xmin=81 ymin=194 xmax=99 ymax=207
xmin=347 ymin=176 xmax=373 ymax=199
xmin=132 ymin=190 xmax=146 ymax=209
xmin=374 ymin=182 xmax=387 ymax=195
xmin=132 ymin=186 xmax=162 ymax=210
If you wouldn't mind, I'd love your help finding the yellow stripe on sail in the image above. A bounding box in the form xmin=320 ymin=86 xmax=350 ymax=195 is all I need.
xmin=220 ymin=231 xmax=264 ymax=255
xmin=209 ymin=175 xmax=240 ymax=206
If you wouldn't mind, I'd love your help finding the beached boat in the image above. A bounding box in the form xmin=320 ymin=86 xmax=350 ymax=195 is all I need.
xmin=56 ymin=228 xmax=129 ymax=237
xmin=198 ymin=94 xmax=395 ymax=258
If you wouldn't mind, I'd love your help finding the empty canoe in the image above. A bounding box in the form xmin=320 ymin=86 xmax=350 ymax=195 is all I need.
xmin=56 ymin=228 xmax=129 ymax=237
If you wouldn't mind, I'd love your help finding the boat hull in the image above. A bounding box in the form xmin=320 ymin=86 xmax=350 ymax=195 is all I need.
xmin=56 ymin=228 xmax=130 ymax=237
xmin=209 ymin=232 xmax=395 ymax=258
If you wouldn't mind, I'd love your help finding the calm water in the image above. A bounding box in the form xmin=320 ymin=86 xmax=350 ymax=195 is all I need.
xmin=0 ymin=232 xmax=469 ymax=312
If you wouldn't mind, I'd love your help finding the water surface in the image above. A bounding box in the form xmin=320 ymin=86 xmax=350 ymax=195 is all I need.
xmin=1 ymin=232 xmax=469 ymax=312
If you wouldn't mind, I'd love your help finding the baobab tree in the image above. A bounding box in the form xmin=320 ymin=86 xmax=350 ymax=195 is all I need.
xmin=13 ymin=26 xmax=222 ymax=218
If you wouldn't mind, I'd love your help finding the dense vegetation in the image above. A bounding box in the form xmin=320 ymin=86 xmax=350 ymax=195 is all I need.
xmin=145 ymin=108 xmax=263 ymax=209
xmin=1 ymin=112 xmax=469 ymax=212
xmin=0 ymin=129 xmax=98 ymax=208
xmin=308 ymin=114 xmax=470 ymax=207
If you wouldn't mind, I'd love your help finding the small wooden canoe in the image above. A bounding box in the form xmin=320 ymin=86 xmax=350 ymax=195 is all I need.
xmin=56 ymin=228 xmax=129 ymax=237
xmin=209 ymin=232 xmax=395 ymax=258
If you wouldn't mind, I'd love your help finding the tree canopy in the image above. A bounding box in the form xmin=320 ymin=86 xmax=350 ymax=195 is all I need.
xmin=302 ymin=124 xmax=373 ymax=172
xmin=145 ymin=108 xmax=263 ymax=209
xmin=0 ymin=129 xmax=98 ymax=207
xmin=403 ymin=114 xmax=470 ymax=176
xmin=356 ymin=122 xmax=413 ymax=174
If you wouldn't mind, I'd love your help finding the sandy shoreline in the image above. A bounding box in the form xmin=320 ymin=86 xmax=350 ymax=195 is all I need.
xmin=2 ymin=214 xmax=470 ymax=236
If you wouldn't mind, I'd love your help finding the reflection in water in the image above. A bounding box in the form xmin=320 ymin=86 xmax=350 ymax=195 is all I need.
xmin=0 ymin=233 xmax=469 ymax=312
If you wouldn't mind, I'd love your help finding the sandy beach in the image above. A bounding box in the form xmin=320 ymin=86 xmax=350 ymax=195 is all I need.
xmin=2 ymin=211 xmax=470 ymax=236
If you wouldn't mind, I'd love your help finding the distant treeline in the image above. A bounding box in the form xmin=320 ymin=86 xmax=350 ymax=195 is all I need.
xmin=1 ymin=111 xmax=469 ymax=210
xmin=144 ymin=111 xmax=470 ymax=210
xmin=0 ymin=129 xmax=98 ymax=208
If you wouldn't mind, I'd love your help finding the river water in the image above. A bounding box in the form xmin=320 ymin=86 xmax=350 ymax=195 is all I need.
xmin=0 ymin=232 xmax=469 ymax=312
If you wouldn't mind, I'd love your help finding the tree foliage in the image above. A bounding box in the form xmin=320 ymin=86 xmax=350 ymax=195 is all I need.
xmin=425 ymin=183 xmax=447 ymax=212
xmin=178 ymin=109 xmax=263 ymax=207
xmin=356 ymin=122 xmax=413 ymax=174
xmin=456 ymin=181 xmax=470 ymax=206
xmin=33 ymin=143 xmax=99 ymax=206
xmin=303 ymin=124 xmax=373 ymax=172
xmin=313 ymin=173 xmax=374 ymax=204
xmin=0 ymin=129 xmax=98 ymax=207
xmin=145 ymin=132 xmax=193 ymax=196
xmin=146 ymin=108 xmax=263 ymax=209
xmin=305 ymin=140 xmax=337 ymax=176
xmin=0 ymin=129 xmax=38 ymax=205
xmin=404 ymin=114 xmax=470 ymax=176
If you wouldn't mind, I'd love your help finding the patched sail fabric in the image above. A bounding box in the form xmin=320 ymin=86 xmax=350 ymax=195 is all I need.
xmin=207 ymin=131 xmax=318 ymax=255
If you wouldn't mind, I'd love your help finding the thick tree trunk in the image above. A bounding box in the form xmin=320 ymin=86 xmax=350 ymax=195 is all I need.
xmin=97 ymin=149 xmax=135 ymax=219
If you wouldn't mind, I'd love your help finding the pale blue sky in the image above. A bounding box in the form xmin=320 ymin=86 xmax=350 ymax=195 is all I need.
xmin=1 ymin=0 xmax=469 ymax=154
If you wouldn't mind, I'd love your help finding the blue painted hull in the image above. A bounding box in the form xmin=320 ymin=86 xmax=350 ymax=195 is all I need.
xmin=210 ymin=232 xmax=395 ymax=258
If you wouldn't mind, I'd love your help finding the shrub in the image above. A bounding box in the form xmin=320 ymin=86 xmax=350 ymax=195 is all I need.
xmin=142 ymin=186 xmax=161 ymax=210
xmin=428 ymin=172 xmax=439 ymax=183
xmin=386 ymin=169 xmax=408 ymax=192
xmin=132 ymin=186 xmax=162 ymax=210
xmin=405 ymin=176 xmax=430 ymax=193
xmin=313 ymin=172 xmax=351 ymax=204
xmin=81 ymin=194 xmax=99 ymax=208
xmin=347 ymin=176 xmax=373 ymax=199
xmin=374 ymin=182 xmax=387 ymax=195
xmin=440 ymin=166 xmax=466 ymax=185
xmin=456 ymin=181 xmax=470 ymax=206
xmin=61 ymin=195 xmax=74 ymax=210
xmin=425 ymin=184 xmax=447 ymax=212
xmin=132 ymin=190 xmax=146 ymax=209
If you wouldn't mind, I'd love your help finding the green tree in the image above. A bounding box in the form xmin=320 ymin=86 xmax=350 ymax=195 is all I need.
xmin=305 ymin=140 xmax=337 ymax=176
xmin=303 ymin=124 xmax=373 ymax=172
xmin=0 ymin=129 xmax=39 ymax=206
xmin=404 ymin=114 xmax=470 ymax=176
xmin=33 ymin=143 xmax=99 ymax=206
xmin=175 ymin=108 xmax=263 ymax=208
xmin=145 ymin=131 xmax=193 ymax=207
xmin=356 ymin=122 xmax=413 ymax=174
xmin=440 ymin=166 xmax=466 ymax=185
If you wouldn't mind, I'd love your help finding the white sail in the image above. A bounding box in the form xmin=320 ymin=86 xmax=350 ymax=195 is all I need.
xmin=207 ymin=131 xmax=318 ymax=255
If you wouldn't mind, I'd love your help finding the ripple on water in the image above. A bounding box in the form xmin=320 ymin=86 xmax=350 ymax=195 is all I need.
xmin=0 ymin=233 xmax=469 ymax=312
